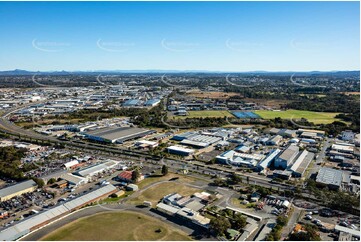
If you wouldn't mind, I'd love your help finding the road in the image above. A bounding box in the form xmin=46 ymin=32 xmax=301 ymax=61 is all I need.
xmin=307 ymin=137 xmax=330 ymax=179
xmin=281 ymin=206 xmax=302 ymax=240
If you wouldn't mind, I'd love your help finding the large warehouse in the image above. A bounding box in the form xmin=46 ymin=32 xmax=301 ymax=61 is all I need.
xmin=0 ymin=180 xmax=37 ymax=202
xmin=0 ymin=184 xmax=117 ymax=241
xmin=74 ymin=160 xmax=119 ymax=178
xmin=316 ymin=167 xmax=343 ymax=190
xmin=82 ymin=126 xmax=154 ymax=143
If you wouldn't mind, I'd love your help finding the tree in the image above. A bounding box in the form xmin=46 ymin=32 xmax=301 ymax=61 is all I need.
xmin=210 ymin=217 xmax=231 ymax=236
xmin=161 ymin=165 xmax=168 ymax=176
xmin=277 ymin=215 xmax=288 ymax=227
xmin=131 ymin=170 xmax=140 ymax=182
xmin=32 ymin=177 xmax=45 ymax=188
xmin=229 ymin=173 xmax=242 ymax=184
xmin=232 ymin=213 xmax=247 ymax=230
xmin=47 ymin=178 xmax=56 ymax=185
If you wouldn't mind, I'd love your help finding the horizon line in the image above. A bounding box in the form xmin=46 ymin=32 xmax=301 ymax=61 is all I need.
xmin=1 ymin=69 xmax=360 ymax=73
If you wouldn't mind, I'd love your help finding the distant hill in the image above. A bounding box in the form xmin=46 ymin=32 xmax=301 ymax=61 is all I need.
xmin=0 ymin=69 xmax=359 ymax=76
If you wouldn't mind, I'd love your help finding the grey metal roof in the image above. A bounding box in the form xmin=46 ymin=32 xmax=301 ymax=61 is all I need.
xmin=156 ymin=203 xmax=180 ymax=215
xmin=61 ymin=173 xmax=85 ymax=184
xmin=316 ymin=167 xmax=343 ymax=187
xmin=84 ymin=126 xmax=151 ymax=142
xmin=257 ymin=149 xmax=281 ymax=169
xmin=278 ymin=145 xmax=299 ymax=161
xmin=291 ymin=151 xmax=314 ymax=175
xmin=0 ymin=184 xmax=117 ymax=241
xmin=75 ymin=161 xmax=117 ymax=177
xmin=0 ymin=180 xmax=37 ymax=199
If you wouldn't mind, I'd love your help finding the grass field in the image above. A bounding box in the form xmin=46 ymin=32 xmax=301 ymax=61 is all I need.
xmin=172 ymin=110 xmax=233 ymax=119
xmin=127 ymin=182 xmax=201 ymax=206
xmin=254 ymin=109 xmax=341 ymax=124
xmin=40 ymin=211 xmax=191 ymax=241
xmin=137 ymin=173 xmax=196 ymax=190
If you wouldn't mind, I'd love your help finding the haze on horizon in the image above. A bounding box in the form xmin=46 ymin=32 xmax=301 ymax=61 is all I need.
xmin=0 ymin=1 xmax=359 ymax=72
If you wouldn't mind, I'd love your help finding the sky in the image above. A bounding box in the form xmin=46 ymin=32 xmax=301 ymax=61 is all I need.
xmin=0 ymin=1 xmax=359 ymax=72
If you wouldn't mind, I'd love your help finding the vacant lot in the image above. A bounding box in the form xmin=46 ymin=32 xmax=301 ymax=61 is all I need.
xmin=172 ymin=110 xmax=233 ymax=119
xmin=254 ymin=109 xmax=341 ymax=124
xmin=128 ymin=182 xmax=201 ymax=206
xmin=40 ymin=211 xmax=191 ymax=241
xmin=138 ymin=173 xmax=197 ymax=189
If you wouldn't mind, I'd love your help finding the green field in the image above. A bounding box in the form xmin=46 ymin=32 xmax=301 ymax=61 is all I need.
xmin=128 ymin=182 xmax=200 ymax=206
xmin=40 ymin=211 xmax=191 ymax=241
xmin=173 ymin=110 xmax=233 ymax=119
xmin=254 ymin=110 xmax=341 ymax=124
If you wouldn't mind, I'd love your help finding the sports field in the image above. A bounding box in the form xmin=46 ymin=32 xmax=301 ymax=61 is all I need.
xmin=254 ymin=110 xmax=341 ymax=124
xmin=173 ymin=110 xmax=233 ymax=119
xmin=40 ymin=211 xmax=191 ymax=241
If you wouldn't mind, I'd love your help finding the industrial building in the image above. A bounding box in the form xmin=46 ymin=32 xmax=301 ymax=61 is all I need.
xmin=123 ymin=99 xmax=141 ymax=107
xmin=144 ymin=99 xmax=161 ymax=107
xmin=74 ymin=160 xmax=118 ymax=178
xmin=167 ymin=145 xmax=195 ymax=156
xmin=335 ymin=225 xmax=360 ymax=239
xmin=269 ymin=128 xmax=297 ymax=138
xmin=340 ymin=130 xmax=356 ymax=141
xmin=134 ymin=140 xmax=158 ymax=149
xmin=266 ymin=135 xmax=282 ymax=146
xmin=257 ymin=149 xmax=281 ymax=172
xmin=180 ymin=134 xmax=222 ymax=148
xmin=216 ymin=150 xmax=265 ymax=167
xmin=0 ymin=180 xmax=37 ymax=202
xmin=63 ymin=160 xmax=80 ymax=169
xmin=274 ymin=144 xmax=299 ymax=169
xmin=60 ymin=173 xmax=87 ymax=187
xmin=331 ymin=144 xmax=354 ymax=154
xmin=297 ymin=129 xmax=325 ymax=137
xmin=171 ymin=132 xmax=198 ymax=141
xmin=316 ymin=167 xmax=343 ymax=190
xmin=0 ymin=185 xmax=117 ymax=241
xmin=156 ymin=202 xmax=210 ymax=229
xmin=82 ymin=126 xmax=153 ymax=143
xmin=289 ymin=150 xmax=314 ymax=177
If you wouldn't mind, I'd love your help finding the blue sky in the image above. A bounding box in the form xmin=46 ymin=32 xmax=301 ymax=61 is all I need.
xmin=0 ymin=1 xmax=359 ymax=72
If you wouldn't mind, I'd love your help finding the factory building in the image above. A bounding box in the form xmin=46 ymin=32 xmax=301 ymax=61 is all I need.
xmin=341 ymin=130 xmax=356 ymax=141
xmin=274 ymin=144 xmax=299 ymax=169
xmin=331 ymin=144 xmax=354 ymax=154
xmin=60 ymin=173 xmax=87 ymax=188
xmin=316 ymin=167 xmax=343 ymax=190
xmin=144 ymin=99 xmax=161 ymax=107
xmin=216 ymin=150 xmax=265 ymax=168
xmin=180 ymin=134 xmax=222 ymax=148
xmin=82 ymin=126 xmax=153 ymax=143
xmin=167 ymin=145 xmax=195 ymax=156
xmin=0 ymin=180 xmax=37 ymax=202
xmin=266 ymin=135 xmax=282 ymax=146
xmin=123 ymin=99 xmax=141 ymax=107
xmin=257 ymin=149 xmax=281 ymax=172
xmin=289 ymin=150 xmax=315 ymax=177
xmin=73 ymin=160 xmax=118 ymax=178
xmin=0 ymin=185 xmax=117 ymax=241
xmin=171 ymin=132 xmax=197 ymax=141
